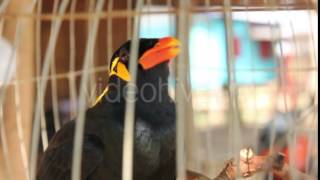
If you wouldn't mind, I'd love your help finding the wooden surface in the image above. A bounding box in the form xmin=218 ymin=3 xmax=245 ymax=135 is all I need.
xmin=40 ymin=0 xmax=129 ymax=108
xmin=0 ymin=0 xmax=35 ymax=180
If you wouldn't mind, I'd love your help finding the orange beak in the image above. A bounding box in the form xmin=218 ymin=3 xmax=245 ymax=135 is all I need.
xmin=139 ymin=37 xmax=181 ymax=70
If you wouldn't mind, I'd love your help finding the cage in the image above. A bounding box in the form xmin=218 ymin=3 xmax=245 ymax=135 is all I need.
xmin=0 ymin=0 xmax=318 ymax=180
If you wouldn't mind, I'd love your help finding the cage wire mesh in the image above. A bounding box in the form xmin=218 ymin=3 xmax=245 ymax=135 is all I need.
xmin=0 ymin=0 xmax=318 ymax=180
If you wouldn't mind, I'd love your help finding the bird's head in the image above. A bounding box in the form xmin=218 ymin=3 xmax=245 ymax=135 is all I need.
xmin=103 ymin=37 xmax=180 ymax=103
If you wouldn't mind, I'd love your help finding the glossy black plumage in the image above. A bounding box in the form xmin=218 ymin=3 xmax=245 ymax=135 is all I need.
xmin=36 ymin=38 xmax=176 ymax=180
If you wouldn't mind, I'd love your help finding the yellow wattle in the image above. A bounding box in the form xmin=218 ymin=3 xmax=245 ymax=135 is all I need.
xmin=92 ymin=57 xmax=131 ymax=106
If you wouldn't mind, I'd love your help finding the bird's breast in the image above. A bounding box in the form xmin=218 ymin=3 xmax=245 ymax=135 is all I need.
xmin=133 ymin=118 xmax=175 ymax=175
xmin=134 ymin=120 xmax=161 ymax=167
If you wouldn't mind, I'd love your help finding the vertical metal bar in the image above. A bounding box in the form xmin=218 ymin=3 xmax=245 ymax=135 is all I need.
xmin=37 ymin=4 xmax=50 ymax=153
xmin=0 ymin=105 xmax=13 ymax=180
xmin=50 ymin=53 xmax=61 ymax=131
xmin=29 ymin=1 xmax=70 ymax=180
xmin=40 ymin=105 xmax=49 ymax=150
xmin=107 ymin=0 xmax=114 ymax=65
xmin=69 ymin=0 xmax=77 ymax=119
xmin=121 ymin=0 xmax=143 ymax=179
xmin=166 ymin=0 xmax=174 ymax=36
xmin=184 ymin=57 xmax=197 ymax=170
xmin=223 ymin=0 xmax=242 ymax=177
xmin=184 ymin=6 xmax=196 ymax=172
xmin=203 ymin=9 xmax=214 ymax=170
xmin=127 ymin=0 xmax=133 ymax=39
xmin=35 ymin=0 xmax=42 ymax=115
xmin=70 ymin=1 xmax=105 ymax=180
xmin=176 ymin=0 xmax=189 ymax=179
xmin=87 ymin=0 xmax=97 ymax=104
xmin=13 ymin=80 xmax=30 ymax=180
xmin=166 ymin=0 xmax=175 ymax=102
xmin=51 ymin=0 xmax=61 ymax=132
xmin=35 ymin=0 xmax=49 ymax=151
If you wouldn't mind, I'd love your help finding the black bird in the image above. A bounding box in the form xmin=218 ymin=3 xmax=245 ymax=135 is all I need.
xmin=36 ymin=37 xmax=181 ymax=180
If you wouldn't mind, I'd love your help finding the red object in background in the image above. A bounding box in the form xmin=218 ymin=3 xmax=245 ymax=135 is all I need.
xmin=260 ymin=135 xmax=309 ymax=172
xmin=283 ymin=136 xmax=309 ymax=171
xmin=259 ymin=41 xmax=273 ymax=59
xmin=233 ymin=37 xmax=241 ymax=57
xmin=282 ymin=56 xmax=298 ymax=108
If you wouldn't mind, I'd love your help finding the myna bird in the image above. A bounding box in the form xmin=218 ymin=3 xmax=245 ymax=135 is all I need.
xmin=36 ymin=37 xmax=180 ymax=180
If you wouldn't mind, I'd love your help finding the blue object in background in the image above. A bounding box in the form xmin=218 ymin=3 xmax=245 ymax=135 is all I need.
xmin=190 ymin=15 xmax=277 ymax=90
xmin=231 ymin=20 xmax=277 ymax=85
xmin=139 ymin=12 xmax=277 ymax=91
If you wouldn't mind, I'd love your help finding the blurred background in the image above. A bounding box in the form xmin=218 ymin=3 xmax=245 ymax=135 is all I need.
xmin=0 ymin=0 xmax=318 ymax=179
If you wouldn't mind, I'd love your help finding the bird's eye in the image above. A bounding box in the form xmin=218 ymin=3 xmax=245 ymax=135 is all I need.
xmin=119 ymin=49 xmax=129 ymax=63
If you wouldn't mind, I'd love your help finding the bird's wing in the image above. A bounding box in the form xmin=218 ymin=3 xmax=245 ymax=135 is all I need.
xmin=37 ymin=135 xmax=104 ymax=180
